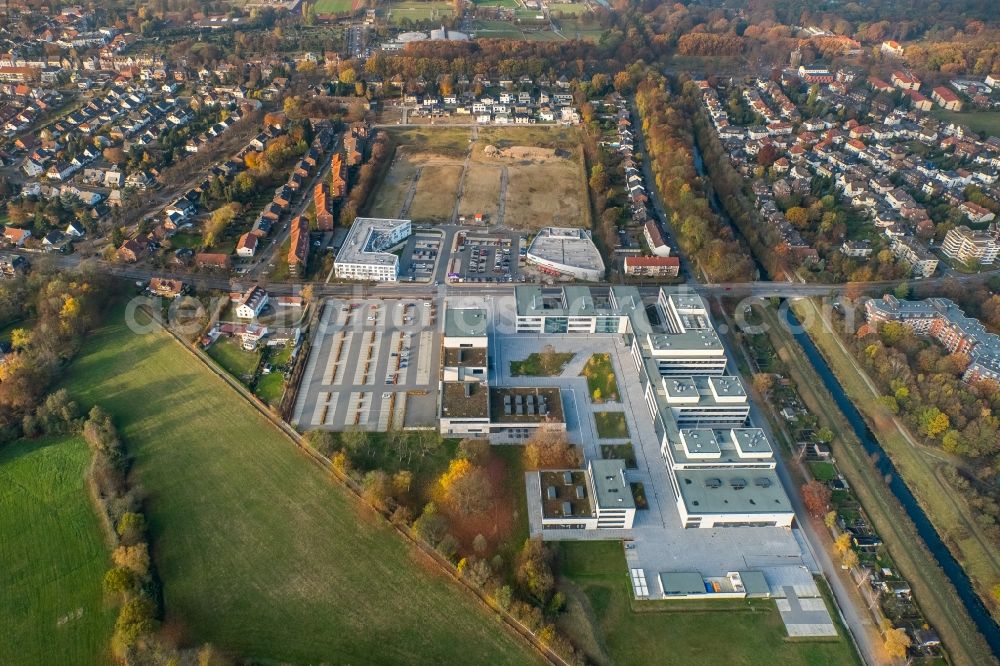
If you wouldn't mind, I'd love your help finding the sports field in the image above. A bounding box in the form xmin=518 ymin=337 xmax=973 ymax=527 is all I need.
xmin=0 ymin=435 xmax=115 ymax=666
xmin=387 ymin=0 xmax=455 ymax=24
xmin=61 ymin=311 xmax=541 ymax=664
xmin=557 ymin=541 xmax=860 ymax=666
xmin=314 ymin=0 xmax=358 ymax=13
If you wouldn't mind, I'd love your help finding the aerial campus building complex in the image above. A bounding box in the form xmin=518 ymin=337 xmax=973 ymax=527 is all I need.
xmin=333 ymin=217 xmax=412 ymax=282
xmin=444 ymin=285 xmax=795 ymax=530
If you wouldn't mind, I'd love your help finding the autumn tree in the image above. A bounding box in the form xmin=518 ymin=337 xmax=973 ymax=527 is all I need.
xmin=801 ymin=480 xmax=832 ymax=518
xmin=362 ymin=470 xmax=393 ymax=511
xmin=204 ymin=204 xmax=239 ymax=248
xmin=103 ymin=146 xmax=126 ymax=164
xmin=438 ymin=458 xmax=492 ymax=517
xmin=515 ymin=538 xmax=556 ymax=604
xmin=882 ymin=624 xmax=911 ymax=659
xmin=523 ymin=426 xmax=582 ymax=470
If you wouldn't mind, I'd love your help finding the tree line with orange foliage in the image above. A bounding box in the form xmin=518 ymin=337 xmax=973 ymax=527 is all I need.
xmin=635 ymin=73 xmax=754 ymax=282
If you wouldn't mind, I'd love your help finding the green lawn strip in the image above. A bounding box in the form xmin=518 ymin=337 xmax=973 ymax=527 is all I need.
xmin=556 ymin=542 xmax=858 ymax=665
xmin=0 ymin=435 xmax=116 ymax=666
xmin=809 ymin=461 xmax=838 ymax=482
xmin=762 ymin=304 xmax=992 ymax=666
xmin=594 ymin=412 xmax=628 ymax=439
xmin=929 ymin=109 xmax=1000 ymax=137
xmin=509 ymin=352 xmax=574 ymax=376
xmin=580 ymin=353 xmax=619 ymax=402
xmin=59 ymin=310 xmax=541 ymax=664
xmin=793 ymin=299 xmax=1000 ymax=619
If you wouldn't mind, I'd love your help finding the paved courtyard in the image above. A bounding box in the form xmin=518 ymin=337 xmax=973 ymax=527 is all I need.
xmin=496 ymin=332 xmax=834 ymax=635
xmin=292 ymin=299 xmax=441 ymax=430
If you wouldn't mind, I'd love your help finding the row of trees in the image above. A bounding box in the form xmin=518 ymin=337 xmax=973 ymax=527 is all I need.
xmin=339 ymin=129 xmax=390 ymax=228
xmin=635 ymin=74 xmax=754 ymax=282
xmin=303 ymin=428 xmax=584 ymax=664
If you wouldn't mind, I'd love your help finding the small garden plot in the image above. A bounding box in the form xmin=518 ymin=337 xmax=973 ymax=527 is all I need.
xmin=207 ymin=337 xmax=262 ymax=381
xmin=809 ymin=461 xmax=838 ymax=483
xmin=580 ymin=353 xmax=619 ymax=402
xmin=600 ymin=443 xmax=637 ymax=469
xmin=594 ymin=412 xmax=628 ymax=439
xmin=510 ymin=348 xmax=574 ymax=376
xmin=630 ymin=482 xmax=648 ymax=510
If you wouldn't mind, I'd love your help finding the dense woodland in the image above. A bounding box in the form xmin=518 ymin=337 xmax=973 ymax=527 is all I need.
xmin=839 ymin=278 xmax=1000 ymax=545
xmin=0 ymin=263 xmax=113 ymax=444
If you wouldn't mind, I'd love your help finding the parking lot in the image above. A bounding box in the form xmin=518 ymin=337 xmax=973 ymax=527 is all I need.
xmin=447 ymin=230 xmax=523 ymax=284
xmin=398 ymin=232 xmax=443 ymax=283
xmin=292 ymin=299 xmax=441 ymax=431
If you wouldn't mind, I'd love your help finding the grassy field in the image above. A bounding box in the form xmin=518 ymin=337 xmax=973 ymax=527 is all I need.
xmin=0 ymin=435 xmax=116 ymax=666
xmin=473 ymin=20 xmax=527 ymax=39
xmin=809 ymin=461 xmax=838 ymax=482
xmin=593 ymin=412 xmax=628 ymax=439
xmin=371 ymin=126 xmax=588 ymax=230
xmin=387 ymin=126 xmax=472 ymax=158
xmin=510 ymin=351 xmax=574 ymax=376
xmin=457 ymin=163 xmax=503 ymax=221
xmin=930 ymin=108 xmax=1000 ymax=137
xmin=600 ymin=443 xmax=636 ymax=468
xmin=409 ymin=164 xmax=464 ymax=222
xmin=580 ymin=353 xmax=619 ymax=402
xmin=59 ymin=311 xmax=542 ymax=664
xmin=759 ymin=302 xmax=994 ymax=666
xmin=206 ymin=336 xmax=261 ymax=381
xmin=548 ymin=2 xmax=591 ymax=16
xmin=557 ymin=541 xmax=860 ymax=666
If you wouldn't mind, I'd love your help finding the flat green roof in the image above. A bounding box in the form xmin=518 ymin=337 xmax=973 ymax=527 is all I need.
xmin=737 ymin=570 xmax=771 ymax=597
xmin=675 ymin=469 xmax=792 ymax=516
xmin=444 ymin=307 xmax=488 ymax=338
xmin=659 ymin=572 xmax=707 ymax=596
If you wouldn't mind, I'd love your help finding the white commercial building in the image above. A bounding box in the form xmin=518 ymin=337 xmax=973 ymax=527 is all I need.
xmin=524 ymin=227 xmax=605 ymax=281
xmin=334 ymin=217 xmax=412 ymax=282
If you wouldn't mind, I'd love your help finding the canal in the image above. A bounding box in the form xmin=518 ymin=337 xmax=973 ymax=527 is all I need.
xmin=787 ymin=307 xmax=1000 ymax=656
xmin=691 ymin=133 xmax=1000 ymax=656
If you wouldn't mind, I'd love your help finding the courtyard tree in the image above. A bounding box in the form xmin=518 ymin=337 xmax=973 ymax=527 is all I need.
xmin=523 ymin=426 xmax=582 ymax=470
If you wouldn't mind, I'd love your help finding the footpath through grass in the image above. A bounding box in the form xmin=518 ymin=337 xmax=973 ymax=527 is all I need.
xmin=0 ymin=435 xmax=115 ymax=666
xmin=556 ymin=541 xmax=860 ymax=666
xmin=61 ymin=310 xmax=541 ymax=664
